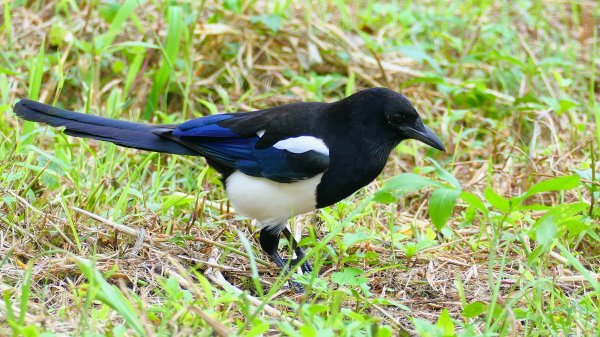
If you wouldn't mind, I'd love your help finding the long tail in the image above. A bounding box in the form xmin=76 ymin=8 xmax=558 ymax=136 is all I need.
xmin=13 ymin=99 xmax=197 ymax=155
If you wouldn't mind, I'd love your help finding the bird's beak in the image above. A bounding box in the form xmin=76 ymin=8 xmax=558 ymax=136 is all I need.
xmin=400 ymin=122 xmax=446 ymax=152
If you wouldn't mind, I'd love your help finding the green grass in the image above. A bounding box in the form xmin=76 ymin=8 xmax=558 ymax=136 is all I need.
xmin=1 ymin=1 xmax=599 ymax=336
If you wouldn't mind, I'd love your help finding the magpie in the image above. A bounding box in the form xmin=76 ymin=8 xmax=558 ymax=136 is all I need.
xmin=13 ymin=88 xmax=445 ymax=277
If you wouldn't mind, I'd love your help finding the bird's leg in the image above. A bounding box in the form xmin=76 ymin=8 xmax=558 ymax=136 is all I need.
xmin=281 ymin=227 xmax=313 ymax=274
xmin=259 ymin=227 xmax=303 ymax=291
xmin=258 ymin=227 xmax=287 ymax=270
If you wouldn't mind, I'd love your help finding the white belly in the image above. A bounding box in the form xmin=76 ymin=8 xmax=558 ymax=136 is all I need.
xmin=226 ymin=171 xmax=323 ymax=230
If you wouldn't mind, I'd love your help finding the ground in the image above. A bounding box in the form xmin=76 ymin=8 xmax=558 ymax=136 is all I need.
xmin=0 ymin=1 xmax=599 ymax=336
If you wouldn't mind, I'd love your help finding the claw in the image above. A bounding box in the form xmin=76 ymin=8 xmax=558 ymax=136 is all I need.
xmin=269 ymin=253 xmax=306 ymax=292
xmin=283 ymin=258 xmax=313 ymax=274
xmin=260 ymin=227 xmax=314 ymax=293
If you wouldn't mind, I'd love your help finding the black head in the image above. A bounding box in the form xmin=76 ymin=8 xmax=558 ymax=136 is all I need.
xmin=367 ymin=88 xmax=445 ymax=152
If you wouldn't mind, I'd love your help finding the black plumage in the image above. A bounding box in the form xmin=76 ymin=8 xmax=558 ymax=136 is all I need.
xmin=14 ymin=99 xmax=193 ymax=155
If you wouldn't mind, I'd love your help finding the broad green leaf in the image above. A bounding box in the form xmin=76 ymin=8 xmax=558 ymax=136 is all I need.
xmin=250 ymin=14 xmax=284 ymax=32
xmin=484 ymin=187 xmax=510 ymax=213
xmin=306 ymin=304 xmax=329 ymax=315
xmin=462 ymin=301 xmax=487 ymax=318
xmin=572 ymin=168 xmax=592 ymax=182
xmin=372 ymin=191 xmax=397 ymax=203
xmin=429 ymin=188 xmax=460 ymax=230
xmin=415 ymin=238 xmax=436 ymax=252
xmin=224 ymin=0 xmax=241 ymax=13
xmin=22 ymin=325 xmax=42 ymax=337
xmin=546 ymin=202 xmax=588 ymax=219
xmin=523 ymin=175 xmax=580 ymax=198
xmin=373 ymin=325 xmax=394 ymax=337
xmin=435 ymin=309 xmax=455 ymax=337
xmin=428 ymin=158 xmax=461 ymax=189
xmin=459 ymin=191 xmax=488 ymax=215
xmin=412 ymin=318 xmax=443 ymax=337
xmin=398 ymin=45 xmax=442 ymax=73
xmin=378 ymin=173 xmax=441 ymax=196
xmin=99 ymin=0 xmax=120 ymax=22
xmin=331 ymin=267 xmax=368 ymax=286
xmin=535 ymin=215 xmax=557 ymax=251
xmin=342 ymin=231 xmax=370 ymax=247
xmin=246 ymin=320 xmax=269 ymax=337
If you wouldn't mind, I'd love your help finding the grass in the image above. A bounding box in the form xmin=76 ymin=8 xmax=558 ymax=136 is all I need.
xmin=0 ymin=0 xmax=599 ymax=336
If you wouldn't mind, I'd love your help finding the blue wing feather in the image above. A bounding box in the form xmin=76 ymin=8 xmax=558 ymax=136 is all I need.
xmin=174 ymin=114 xmax=237 ymax=137
xmin=173 ymin=114 xmax=328 ymax=182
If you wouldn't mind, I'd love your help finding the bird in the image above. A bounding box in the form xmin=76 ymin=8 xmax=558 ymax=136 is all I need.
xmin=14 ymin=87 xmax=445 ymax=281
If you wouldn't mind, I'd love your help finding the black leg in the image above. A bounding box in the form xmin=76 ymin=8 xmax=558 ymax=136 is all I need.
xmin=281 ymin=227 xmax=313 ymax=274
xmin=259 ymin=227 xmax=280 ymax=256
xmin=259 ymin=228 xmax=290 ymax=272
xmin=259 ymin=228 xmax=303 ymax=291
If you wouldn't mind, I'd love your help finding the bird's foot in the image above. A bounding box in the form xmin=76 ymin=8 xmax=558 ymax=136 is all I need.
xmin=282 ymin=258 xmax=313 ymax=274
xmin=287 ymin=279 xmax=305 ymax=294
xmin=269 ymin=253 xmax=308 ymax=293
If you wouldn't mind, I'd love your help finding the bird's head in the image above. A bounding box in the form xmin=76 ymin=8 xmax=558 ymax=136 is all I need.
xmin=371 ymin=88 xmax=445 ymax=152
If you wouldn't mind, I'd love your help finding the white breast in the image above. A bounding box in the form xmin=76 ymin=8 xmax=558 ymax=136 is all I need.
xmin=226 ymin=171 xmax=323 ymax=232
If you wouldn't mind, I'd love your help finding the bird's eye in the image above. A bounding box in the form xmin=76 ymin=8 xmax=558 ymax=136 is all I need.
xmin=388 ymin=113 xmax=405 ymax=125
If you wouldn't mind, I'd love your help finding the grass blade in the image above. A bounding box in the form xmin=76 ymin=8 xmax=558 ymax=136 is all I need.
xmin=94 ymin=0 xmax=140 ymax=52
xmin=144 ymin=6 xmax=184 ymax=119
xmin=124 ymin=47 xmax=146 ymax=95
xmin=27 ymin=39 xmax=45 ymax=101
xmin=75 ymin=258 xmax=148 ymax=336
xmin=18 ymin=261 xmax=33 ymax=325
xmin=237 ymin=229 xmax=264 ymax=297
xmin=3 ymin=0 xmax=11 ymax=45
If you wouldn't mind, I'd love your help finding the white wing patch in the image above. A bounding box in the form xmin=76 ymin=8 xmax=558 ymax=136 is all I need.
xmin=257 ymin=130 xmax=265 ymax=137
xmin=273 ymin=136 xmax=329 ymax=155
